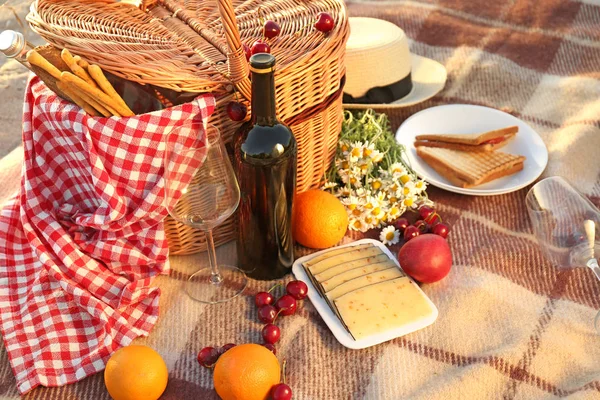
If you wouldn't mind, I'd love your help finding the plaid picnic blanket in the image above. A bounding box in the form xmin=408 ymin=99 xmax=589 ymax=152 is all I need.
xmin=0 ymin=0 xmax=599 ymax=398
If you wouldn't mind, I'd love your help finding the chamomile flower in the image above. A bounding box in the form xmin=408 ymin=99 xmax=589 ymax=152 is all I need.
xmin=414 ymin=179 xmax=427 ymax=193
xmin=370 ymin=149 xmax=384 ymax=163
xmin=362 ymin=142 xmax=376 ymax=158
xmin=403 ymin=195 xmax=418 ymax=209
xmin=337 ymin=186 xmax=352 ymax=198
xmin=369 ymin=177 xmax=384 ymax=191
xmin=380 ymin=226 xmax=400 ymax=245
xmin=349 ymin=217 xmax=366 ymax=232
xmin=390 ymin=162 xmax=406 ymax=176
xmin=401 ymin=180 xmax=416 ymax=196
xmin=387 ymin=204 xmax=404 ymax=221
xmin=322 ymin=181 xmax=338 ymax=191
xmin=349 ymin=141 xmax=364 ymax=162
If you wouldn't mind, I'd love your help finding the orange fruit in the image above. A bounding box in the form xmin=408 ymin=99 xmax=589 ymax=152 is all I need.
xmin=213 ymin=343 xmax=280 ymax=400
xmin=293 ymin=189 xmax=348 ymax=249
xmin=104 ymin=345 xmax=168 ymax=400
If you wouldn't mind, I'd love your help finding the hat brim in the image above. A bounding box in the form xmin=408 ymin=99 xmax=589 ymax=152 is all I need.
xmin=343 ymin=55 xmax=447 ymax=109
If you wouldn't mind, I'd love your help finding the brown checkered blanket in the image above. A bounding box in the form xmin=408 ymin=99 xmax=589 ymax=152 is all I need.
xmin=0 ymin=0 xmax=599 ymax=398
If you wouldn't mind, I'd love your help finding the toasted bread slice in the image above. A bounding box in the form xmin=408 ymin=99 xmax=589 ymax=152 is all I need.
xmin=414 ymin=134 xmax=515 ymax=152
xmin=415 ymin=126 xmax=518 ymax=150
xmin=416 ymin=147 xmax=525 ymax=188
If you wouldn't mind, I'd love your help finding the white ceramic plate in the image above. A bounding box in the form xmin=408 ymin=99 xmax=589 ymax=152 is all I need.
xmin=292 ymin=239 xmax=438 ymax=349
xmin=395 ymin=104 xmax=549 ymax=196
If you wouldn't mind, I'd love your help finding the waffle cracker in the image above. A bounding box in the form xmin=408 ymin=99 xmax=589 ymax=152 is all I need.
xmin=415 ymin=126 xmax=518 ymax=146
xmin=416 ymin=147 xmax=525 ymax=188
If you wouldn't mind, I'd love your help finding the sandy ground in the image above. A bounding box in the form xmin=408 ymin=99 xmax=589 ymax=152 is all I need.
xmin=0 ymin=1 xmax=43 ymax=159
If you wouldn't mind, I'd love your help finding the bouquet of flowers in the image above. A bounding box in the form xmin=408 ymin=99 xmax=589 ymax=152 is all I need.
xmin=322 ymin=110 xmax=432 ymax=237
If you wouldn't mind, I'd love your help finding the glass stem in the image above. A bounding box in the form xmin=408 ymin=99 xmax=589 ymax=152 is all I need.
xmin=587 ymin=258 xmax=600 ymax=282
xmin=206 ymin=229 xmax=222 ymax=284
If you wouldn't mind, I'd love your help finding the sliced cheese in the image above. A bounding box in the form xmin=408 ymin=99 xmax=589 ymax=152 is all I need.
xmin=306 ymin=246 xmax=384 ymax=275
xmin=326 ymin=267 xmax=403 ymax=301
xmin=334 ymin=277 xmax=436 ymax=340
xmin=321 ymin=259 xmax=398 ymax=291
xmin=315 ymin=253 xmax=390 ymax=282
xmin=303 ymin=243 xmax=371 ymax=267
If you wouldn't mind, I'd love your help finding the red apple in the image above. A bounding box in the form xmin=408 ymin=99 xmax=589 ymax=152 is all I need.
xmin=398 ymin=234 xmax=452 ymax=283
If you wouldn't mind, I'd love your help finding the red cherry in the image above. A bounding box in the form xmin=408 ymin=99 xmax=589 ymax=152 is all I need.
xmin=242 ymin=43 xmax=251 ymax=61
xmin=226 ymin=101 xmax=247 ymax=121
xmin=263 ymin=20 xmax=281 ymax=39
xmin=419 ymin=206 xmax=435 ymax=221
xmin=258 ymin=304 xmax=278 ymax=323
xmin=432 ymin=222 xmax=450 ymax=239
xmin=262 ymin=324 xmax=281 ymax=344
xmin=315 ymin=12 xmax=334 ymax=33
xmin=414 ymin=220 xmax=430 ymax=233
xmin=197 ymin=347 xmax=220 ymax=368
xmin=251 ymin=40 xmax=271 ymax=55
xmin=275 ymin=295 xmax=297 ymax=316
xmin=425 ymin=212 xmax=441 ymax=226
xmin=394 ymin=217 xmax=409 ymax=232
xmin=255 ymin=291 xmax=274 ymax=307
xmin=262 ymin=343 xmax=277 ymax=355
xmin=219 ymin=343 xmax=236 ymax=354
xmin=286 ymin=280 xmax=308 ymax=300
xmin=403 ymin=225 xmax=420 ymax=241
xmin=271 ymin=383 xmax=292 ymax=400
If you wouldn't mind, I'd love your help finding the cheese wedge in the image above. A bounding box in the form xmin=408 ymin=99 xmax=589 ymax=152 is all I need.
xmin=315 ymin=254 xmax=390 ymax=282
xmin=306 ymin=246 xmax=384 ymax=275
xmin=321 ymin=259 xmax=398 ymax=291
xmin=326 ymin=267 xmax=403 ymax=301
xmin=303 ymin=243 xmax=371 ymax=267
xmin=334 ymin=277 xmax=436 ymax=340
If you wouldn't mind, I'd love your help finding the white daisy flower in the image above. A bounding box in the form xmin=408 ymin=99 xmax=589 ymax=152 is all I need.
xmin=370 ymin=149 xmax=384 ymax=163
xmin=380 ymin=225 xmax=400 ymax=245
xmin=349 ymin=141 xmax=364 ymax=162
xmin=322 ymin=181 xmax=338 ymax=190
xmin=368 ymin=177 xmax=384 ymax=191
xmin=386 ymin=205 xmax=404 ymax=221
xmin=401 ymin=180 xmax=416 ymax=196
xmin=414 ymin=179 xmax=427 ymax=193
xmin=337 ymin=186 xmax=352 ymax=198
xmin=362 ymin=142 xmax=376 ymax=158
xmin=389 ymin=162 xmax=406 ymax=176
xmin=403 ymin=195 xmax=418 ymax=209
xmin=354 ymin=187 xmax=368 ymax=199
xmin=340 ymin=141 xmax=351 ymax=156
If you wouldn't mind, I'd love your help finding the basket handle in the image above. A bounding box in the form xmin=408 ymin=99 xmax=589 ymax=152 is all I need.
xmin=215 ymin=0 xmax=251 ymax=100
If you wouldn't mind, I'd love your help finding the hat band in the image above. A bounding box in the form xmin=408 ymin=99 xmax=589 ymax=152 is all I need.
xmin=342 ymin=73 xmax=413 ymax=104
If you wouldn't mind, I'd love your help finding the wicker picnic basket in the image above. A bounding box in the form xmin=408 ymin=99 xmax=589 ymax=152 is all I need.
xmin=27 ymin=0 xmax=349 ymax=255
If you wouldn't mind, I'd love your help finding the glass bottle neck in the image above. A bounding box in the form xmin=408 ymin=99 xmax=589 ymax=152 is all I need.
xmin=251 ymin=70 xmax=277 ymax=126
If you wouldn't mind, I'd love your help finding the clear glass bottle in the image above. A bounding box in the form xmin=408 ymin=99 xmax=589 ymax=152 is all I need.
xmin=0 ymin=30 xmax=34 ymax=68
xmin=233 ymin=53 xmax=297 ymax=280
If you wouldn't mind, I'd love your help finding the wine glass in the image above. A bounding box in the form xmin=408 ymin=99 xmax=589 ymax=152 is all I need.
xmin=164 ymin=121 xmax=247 ymax=304
xmin=526 ymin=176 xmax=600 ymax=331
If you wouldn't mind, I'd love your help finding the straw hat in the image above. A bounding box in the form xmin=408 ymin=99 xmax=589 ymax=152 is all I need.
xmin=343 ymin=17 xmax=447 ymax=109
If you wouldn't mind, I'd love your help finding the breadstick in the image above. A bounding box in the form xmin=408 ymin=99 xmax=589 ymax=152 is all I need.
xmin=77 ymin=57 xmax=89 ymax=69
xmin=87 ymin=64 xmax=133 ymax=115
xmin=75 ymin=89 xmax=115 ymax=117
xmin=26 ymin=50 xmax=62 ymax=80
xmin=56 ymin=81 xmax=100 ymax=117
xmin=61 ymin=48 xmax=98 ymax=88
xmin=60 ymin=71 xmax=134 ymax=117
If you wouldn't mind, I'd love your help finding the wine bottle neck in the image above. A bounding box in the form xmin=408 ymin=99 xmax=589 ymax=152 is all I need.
xmin=251 ymin=70 xmax=277 ymax=126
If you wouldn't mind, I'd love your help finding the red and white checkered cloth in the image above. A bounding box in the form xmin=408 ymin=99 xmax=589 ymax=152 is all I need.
xmin=0 ymin=76 xmax=215 ymax=394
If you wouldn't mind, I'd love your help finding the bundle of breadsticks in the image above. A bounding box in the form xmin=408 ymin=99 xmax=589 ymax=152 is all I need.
xmin=25 ymin=47 xmax=134 ymax=118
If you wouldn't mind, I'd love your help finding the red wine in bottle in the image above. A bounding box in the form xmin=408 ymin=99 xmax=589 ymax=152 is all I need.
xmin=233 ymin=53 xmax=297 ymax=280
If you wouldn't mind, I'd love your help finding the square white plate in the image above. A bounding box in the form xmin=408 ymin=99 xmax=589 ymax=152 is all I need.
xmin=292 ymin=239 xmax=438 ymax=349
xmin=395 ymin=104 xmax=549 ymax=196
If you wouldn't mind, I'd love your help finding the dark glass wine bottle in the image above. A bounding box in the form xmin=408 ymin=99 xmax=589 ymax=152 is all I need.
xmin=233 ymin=53 xmax=297 ymax=280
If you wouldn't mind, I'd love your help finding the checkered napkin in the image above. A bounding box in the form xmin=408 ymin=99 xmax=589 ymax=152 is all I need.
xmin=0 ymin=76 xmax=215 ymax=394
